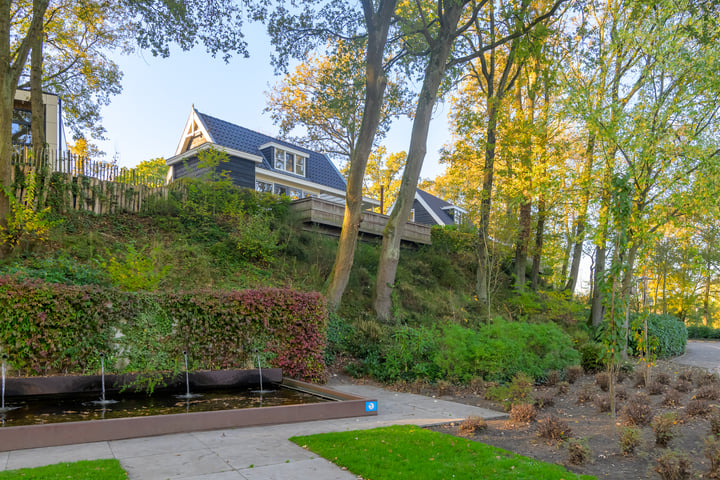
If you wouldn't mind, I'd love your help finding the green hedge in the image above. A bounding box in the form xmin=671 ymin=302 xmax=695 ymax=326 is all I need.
xmin=687 ymin=325 xmax=720 ymax=340
xmin=435 ymin=319 xmax=580 ymax=383
xmin=0 ymin=276 xmax=326 ymax=381
xmin=629 ymin=313 xmax=687 ymax=358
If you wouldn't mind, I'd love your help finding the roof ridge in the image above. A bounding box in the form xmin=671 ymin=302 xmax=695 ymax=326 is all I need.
xmin=195 ymin=109 xmax=312 ymax=154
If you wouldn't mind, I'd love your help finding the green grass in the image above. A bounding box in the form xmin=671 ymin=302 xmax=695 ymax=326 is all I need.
xmin=290 ymin=425 xmax=596 ymax=480
xmin=0 ymin=459 xmax=127 ymax=479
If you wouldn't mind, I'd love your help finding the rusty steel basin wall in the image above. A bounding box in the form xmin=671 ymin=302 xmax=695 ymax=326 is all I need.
xmin=0 ymin=375 xmax=377 ymax=452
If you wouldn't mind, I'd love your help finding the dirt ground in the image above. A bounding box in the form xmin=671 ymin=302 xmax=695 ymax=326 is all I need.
xmin=337 ymin=360 xmax=720 ymax=480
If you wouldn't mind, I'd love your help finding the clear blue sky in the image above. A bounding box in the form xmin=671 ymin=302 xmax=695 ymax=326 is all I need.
xmin=95 ymin=22 xmax=450 ymax=179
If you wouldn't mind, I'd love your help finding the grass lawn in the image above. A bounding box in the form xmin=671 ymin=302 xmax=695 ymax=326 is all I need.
xmin=290 ymin=425 xmax=596 ymax=480
xmin=0 ymin=459 xmax=127 ymax=479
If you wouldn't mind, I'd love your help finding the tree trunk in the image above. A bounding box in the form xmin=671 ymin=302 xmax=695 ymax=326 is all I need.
xmin=531 ymin=195 xmax=546 ymax=290
xmin=590 ymin=245 xmax=606 ymax=328
xmin=0 ymin=0 xmax=49 ymax=223
xmin=565 ymin=133 xmax=595 ymax=294
xmin=325 ymin=0 xmax=397 ymax=310
xmin=374 ymin=4 xmax=464 ymax=322
xmin=31 ymin=26 xmax=44 ymax=160
xmin=620 ymin=239 xmax=639 ymax=357
xmin=476 ymin=99 xmax=498 ymax=303
xmin=703 ymin=267 xmax=711 ymax=326
xmin=514 ymin=200 xmax=532 ymax=290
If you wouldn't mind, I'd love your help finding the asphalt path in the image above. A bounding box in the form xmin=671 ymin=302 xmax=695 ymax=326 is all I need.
xmin=672 ymin=340 xmax=720 ymax=374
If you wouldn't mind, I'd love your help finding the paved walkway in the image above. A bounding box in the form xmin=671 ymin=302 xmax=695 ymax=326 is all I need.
xmin=0 ymin=382 xmax=505 ymax=479
xmin=672 ymin=340 xmax=720 ymax=375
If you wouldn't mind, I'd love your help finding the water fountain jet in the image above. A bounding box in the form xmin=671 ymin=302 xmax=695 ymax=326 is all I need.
xmin=91 ymin=353 xmax=118 ymax=406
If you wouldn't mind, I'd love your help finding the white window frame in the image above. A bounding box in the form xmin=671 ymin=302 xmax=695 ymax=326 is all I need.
xmin=275 ymin=148 xmax=306 ymax=177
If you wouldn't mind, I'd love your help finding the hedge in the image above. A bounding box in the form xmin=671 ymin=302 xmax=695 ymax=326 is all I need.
xmin=434 ymin=319 xmax=580 ymax=383
xmin=629 ymin=313 xmax=687 ymax=358
xmin=0 ymin=276 xmax=327 ymax=382
xmin=687 ymin=325 xmax=720 ymax=340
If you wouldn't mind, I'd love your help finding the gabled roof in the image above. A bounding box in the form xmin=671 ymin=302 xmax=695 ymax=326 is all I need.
xmin=415 ymin=189 xmax=465 ymax=226
xmin=186 ymin=108 xmax=347 ymax=191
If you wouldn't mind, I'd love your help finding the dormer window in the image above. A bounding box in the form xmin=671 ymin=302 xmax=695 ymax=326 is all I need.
xmin=442 ymin=205 xmax=466 ymax=224
xmin=275 ymin=148 xmax=306 ymax=176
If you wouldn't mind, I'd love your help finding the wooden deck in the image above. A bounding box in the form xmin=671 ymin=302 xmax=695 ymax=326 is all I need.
xmin=290 ymin=197 xmax=432 ymax=245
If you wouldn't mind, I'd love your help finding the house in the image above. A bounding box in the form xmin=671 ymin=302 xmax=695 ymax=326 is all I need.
xmin=165 ymin=107 xmax=379 ymax=209
xmin=411 ymin=189 xmax=467 ymax=226
xmin=12 ymin=89 xmax=62 ymax=154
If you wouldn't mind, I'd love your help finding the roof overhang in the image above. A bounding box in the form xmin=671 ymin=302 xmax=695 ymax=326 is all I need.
xmin=256 ymin=169 xmax=379 ymax=206
xmin=414 ymin=191 xmax=446 ymax=226
xmin=259 ymin=142 xmax=311 ymax=159
xmin=166 ymin=142 xmax=264 ymax=166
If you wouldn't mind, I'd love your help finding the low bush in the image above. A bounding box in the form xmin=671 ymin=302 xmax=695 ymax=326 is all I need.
xmin=678 ymin=370 xmax=694 ymax=382
xmin=595 ymin=394 xmax=611 ymax=412
xmin=648 ymin=381 xmax=666 ymax=395
xmin=544 ymin=369 xmax=561 ymax=386
xmin=538 ymin=415 xmax=572 ymax=441
xmin=485 ymin=372 xmax=534 ymax=411
xmin=576 ymin=385 xmax=595 ymax=404
xmin=579 ymin=342 xmax=604 ymax=372
xmin=687 ymin=399 xmax=712 ymax=417
xmin=629 ymin=313 xmax=687 ymax=358
xmin=697 ymin=384 xmax=720 ymax=401
xmin=697 ymin=372 xmax=720 ymax=387
xmin=565 ymin=365 xmax=583 ymax=384
xmin=656 ymin=372 xmax=671 ymax=385
xmin=663 ymin=389 xmax=683 ymax=407
xmin=674 ymin=380 xmax=692 ymax=393
xmin=369 ymin=325 xmax=440 ymax=383
xmin=615 ymin=388 xmax=628 ymax=401
xmin=557 ymin=381 xmax=570 ymax=395
xmin=654 ymin=451 xmax=692 ymax=480
xmin=509 ymin=403 xmax=537 ymax=423
xmin=567 ymin=438 xmax=591 ymax=465
xmin=596 ymin=372 xmax=610 ymax=391
xmin=534 ymin=391 xmax=555 ymax=409
xmin=458 ymin=416 xmax=487 ymax=436
xmin=653 ymin=413 xmax=679 ymax=447
xmin=435 ymin=320 xmax=580 ymax=383
xmin=620 ymin=427 xmax=642 ymax=455
xmin=705 ymin=436 xmax=720 ymax=479
xmin=621 ymin=394 xmax=653 ymax=426
xmin=711 ymin=409 xmax=720 ymax=436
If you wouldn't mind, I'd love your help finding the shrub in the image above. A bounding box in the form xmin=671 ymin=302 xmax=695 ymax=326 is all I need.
xmin=579 ymin=342 xmax=604 ymax=372
xmin=711 ymin=408 xmax=720 ymax=436
xmin=663 ymin=389 xmax=683 ymax=407
xmin=485 ymin=372 xmax=534 ymax=410
xmin=620 ymin=427 xmax=642 ymax=455
xmin=234 ymin=213 xmax=282 ymax=264
xmin=576 ymin=385 xmax=595 ymax=404
xmin=629 ymin=313 xmax=687 ymax=358
xmin=705 ymin=435 xmax=720 ymax=478
xmin=510 ymin=403 xmax=537 ymax=423
xmin=697 ymin=372 xmax=720 ymax=387
xmin=557 ymin=381 xmax=570 ymax=395
xmin=653 ymin=413 xmax=678 ymax=447
xmin=565 ymin=365 xmax=583 ymax=384
xmin=537 ymin=415 xmax=572 ymax=441
xmin=435 ymin=380 xmax=454 ymax=396
xmin=634 ymin=369 xmax=647 ymax=387
xmin=656 ymin=372 xmax=671 ymax=385
xmin=370 ymin=325 xmax=440 ymax=382
xmin=102 ymin=243 xmax=170 ymax=291
xmin=545 ymin=369 xmax=561 ymax=386
xmin=567 ymin=438 xmax=591 ymax=465
xmin=678 ymin=370 xmax=694 ymax=382
xmin=674 ymin=380 xmax=692 ymax=393
xmin=647 ymin=381 xmax=666 ymax=395
xmin=621 ymin=394 xmax=653 ymax=426
xmin=697 ymin=384 xmax=720 ymax=401
xmin=595 ymin=394 xmax=611 ymax=412
xmin=615 ymin=388 xmax=628 ymax=401
xmin=687 ymin=399 xmax=712 ymax=417
xmin=458 ymin=416 xmax=487 ymax=436
xmin=654 ymin=451 xmax=692 ymax=480
xmin=596 ymin=372 xmax=610 ymax=391
xmin=534 ymin=391 xmax=555 ymax=409
xmin=435 ymin=320 xmax=580 ymax=383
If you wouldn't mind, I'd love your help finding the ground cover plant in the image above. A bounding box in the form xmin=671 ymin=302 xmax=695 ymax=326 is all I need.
xmin=0 ymin=459 xmax=126 ymax=479
xmin=290 ymin=425 xmax=595 ymax=480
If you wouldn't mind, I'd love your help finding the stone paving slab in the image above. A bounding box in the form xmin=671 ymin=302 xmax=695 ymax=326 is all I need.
xmin=0 ymin=382 xmax=505 ymax=479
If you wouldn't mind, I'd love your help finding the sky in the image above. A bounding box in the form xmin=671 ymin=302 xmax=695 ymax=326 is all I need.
xmin=94 ymin=22 xmax=450 ymax=179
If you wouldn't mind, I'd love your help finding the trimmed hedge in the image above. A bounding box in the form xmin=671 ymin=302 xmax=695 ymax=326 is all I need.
xmin=687 ymin=325 xmax=720 ymax=340
xmin=434 ymin=320 xmax=580 ymax=383
xmin=629 ymin=313 xmax=687 ymax=358
xmin=0 ymin=276 xmax=326 ymax=381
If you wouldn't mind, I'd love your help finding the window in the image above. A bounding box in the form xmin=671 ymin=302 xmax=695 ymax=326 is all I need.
xmin=274 ymin=184 xmax=288 ymax=196
xmin=409 ymin=209 xmax=415 ymax=222
xmin=275 ymin=148 xmax=306 ymax=176
xmin=11 ymin=108 xmax=32 ymax=146
xmin=256 ymin=181 xmax=273 ymax=193
xmin=287 ymin=187 xmax=302 ymax=199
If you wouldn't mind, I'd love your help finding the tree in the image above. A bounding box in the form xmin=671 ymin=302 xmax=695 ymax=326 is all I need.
xmin=265 ymin=39 xmax=410 ymax=165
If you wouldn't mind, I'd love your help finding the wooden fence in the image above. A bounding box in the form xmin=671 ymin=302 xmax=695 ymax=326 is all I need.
xmin=11 ymin=147 xmax=174 ymax=215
